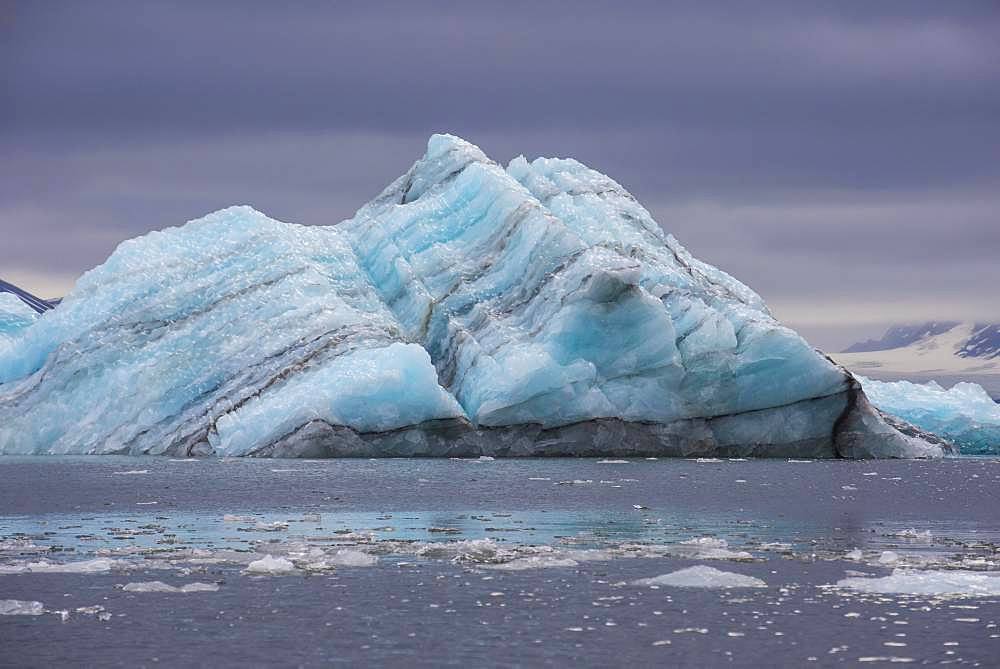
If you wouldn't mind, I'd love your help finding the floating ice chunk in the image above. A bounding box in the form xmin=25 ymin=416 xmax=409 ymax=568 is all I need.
xmin=859 ymin=376 xmax=1000 ymax=454
xmin=673 ymin=537 xmax=755 ymax=561
xmin=325 ymin=549 xmax=378 ymax=567
xmin=836 ymin=569 xmax=1000 ymax=596
xmin=486 ymin=556 xmax=580 ymax=570
xmin=632 ymin=566 xmax=766 ymax=589
xmin=0 ymin=558 xmax=125 ymax=574
xmin=845 ymin=549 xmax=864 ymax=561
xmin=878 ymin=551 xmax=900 ymax=565
xmin=892 ymin=528 xmax=932 ymax=540
xmin=112 ymin=470 xmax=148 ymax=475
xmin=0 ymin=599 xmax=45 ymax=615
xmin=122 ymin=581 xmax=219 ymax=593
xmin=245 ymin=555 xmax=296 ymax=574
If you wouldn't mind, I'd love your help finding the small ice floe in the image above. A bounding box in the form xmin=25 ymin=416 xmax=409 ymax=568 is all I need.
xmin=892 ymin=528 xmax=932 ymax=540
xmin=245 ymin=555 xmax=296 ymax=574
xmin=0 ymin=558 xmax=125 ymax=574
xmin=693 ymin=458 xmax=722 ymax=463
xmin=222 ymin=514 xmax=255 ymax=523
xmin=527 ymin=477 xmax=550 ymax=481
xmin=122 ymin=581 xmax=219 ymax=593
xmin=112 ymin=470 xmax=148 ymax=475
xmin=836 ymin=569 xmax=1000 ymax=597
xmin=786 ymin=459 xmax=813 ymax=463
xmin=0 ymin=599 xmax=45 ymax=616
xmin=632 ymin=565 xmax=766 ymax=589
xmin=598 ymin=459 xmax=629 ymax=464
xmin=309 ymin=549 xmax=378 ymax=569
xmin=845 ymin=548 xmax=864 ymax=561
xmin=450 ymin=456 xmax=494 ymax=462
xmin=759 ymin=542 xmax=794 ymax=553
xmin=75 ymin=605 xmax=106 ymax=615
xmin=673 ymin=537 xmax=754 ymax=561
xmin=555 ymin=479 xmax=593 ymax=485
xmin=485 ymin=556 xmax=580 ymax=571
xmin=878 ymin=551 xmax=900 ymax=565
xmin=632 ymin=504 xmax=648 ymax=510
xmin=0 ymin=539 xmax=45 ymax=553
xmin=857 ymin=657 xmax=915 ymax=664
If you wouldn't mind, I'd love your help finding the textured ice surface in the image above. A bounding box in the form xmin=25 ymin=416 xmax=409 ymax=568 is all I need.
xmin=0 ymin=599 xmax=45 ymax=615
xmin=860 ymin=376 xmax=1000 ymax=454
xmin=0 ymin=135 xmax=946 ymax=458
xmin=122 ymin=581 xmax=219 ymax=593
xmin=836 ymin=569 xmax=1000 ymax=596
xmin=245 ymin=555 xmax=296 ymax=574
xmin=632 ymin=566 xmax=767 ymax=588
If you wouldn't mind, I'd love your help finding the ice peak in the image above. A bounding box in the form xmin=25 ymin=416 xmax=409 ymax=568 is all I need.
xmin=425 ymin=133 xmax=487 ymax=161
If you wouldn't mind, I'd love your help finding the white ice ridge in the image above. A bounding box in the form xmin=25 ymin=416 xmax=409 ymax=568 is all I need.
xmin=0 ymin=134 xmax=950 ymax=458
xmin=631 ymin=565 xmax=767 ymax=589
xmin=859 ymin=376 xmax=1000 ymax=455
xmin=836 ymin=569 xmax=1000 ymax=597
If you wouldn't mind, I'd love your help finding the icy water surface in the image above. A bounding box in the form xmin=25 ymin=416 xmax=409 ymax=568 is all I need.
xmin=1 ymin=456 xmax=999 ymax=667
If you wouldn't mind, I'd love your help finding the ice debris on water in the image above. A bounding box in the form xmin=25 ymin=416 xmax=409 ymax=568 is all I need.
xmin=836 ymin=569 xmax=1000 ymax=597
xmin=122 ymin=581 xmax=219 ymax=593
xmin=0 ymin=558 xmax=125 ymax=574
xmin=632 ymin=565 xmax=766 ymax=589
xmin=878 ymin=551 xmax=901 ymax=565
xmin=0 ymin=599 xmax=45 ymax=615
xmin=892 ymin=528 xmax=932 ymax=540
xmin=0 ymin=134 xmax=946 ymax=459
xmin=486 ymin=556 xmax=580 ymax=571
xmin=244 ymin=555 xmax=296 ymax=574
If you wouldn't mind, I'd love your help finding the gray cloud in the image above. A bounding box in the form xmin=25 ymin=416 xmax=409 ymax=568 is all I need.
xmin=1 ymin=1 xmax=998 ymax=350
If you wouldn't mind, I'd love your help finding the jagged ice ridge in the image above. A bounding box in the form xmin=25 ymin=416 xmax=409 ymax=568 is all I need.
xmin=0 ymin=135 xmax=949 ymax=458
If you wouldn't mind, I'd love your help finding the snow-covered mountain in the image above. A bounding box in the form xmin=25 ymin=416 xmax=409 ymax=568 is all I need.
xmin=834 ymin=322 xmax=1000 ymax=398
xmin=0 ymin=279 xmax=57 ymax=314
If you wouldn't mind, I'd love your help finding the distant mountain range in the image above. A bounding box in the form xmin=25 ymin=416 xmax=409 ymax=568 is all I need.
xmin=834 ymin=321 xmax=1000 ymax=398
xmin=0 ymin=279 xmax=58 ymax=314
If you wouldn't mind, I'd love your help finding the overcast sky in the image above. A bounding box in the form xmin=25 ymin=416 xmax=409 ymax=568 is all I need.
xmin=2 ymin=1 xmax=997 ymax=350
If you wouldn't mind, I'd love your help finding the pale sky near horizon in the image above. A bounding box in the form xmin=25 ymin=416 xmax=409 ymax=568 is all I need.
xmin=2 ymin=2 xmax=998 ymax=351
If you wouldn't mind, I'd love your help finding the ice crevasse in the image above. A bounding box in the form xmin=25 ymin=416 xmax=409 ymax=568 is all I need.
xmin=0 ymin=135 xmax=950 ymax=458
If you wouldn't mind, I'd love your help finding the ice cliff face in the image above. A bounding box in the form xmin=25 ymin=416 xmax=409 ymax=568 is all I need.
xmin=0 ymin=135 xmax=949 ymax=458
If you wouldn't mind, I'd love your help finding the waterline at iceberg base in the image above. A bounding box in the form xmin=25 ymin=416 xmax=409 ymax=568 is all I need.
xmin=0 ymin=135 xmax=950 ymax=458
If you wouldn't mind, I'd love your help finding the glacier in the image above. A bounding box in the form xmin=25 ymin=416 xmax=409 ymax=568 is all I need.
xmin=859 ymin=376 xmax=1000 ymax=455
xmin=0 ymin=134 xmax=950 ymax=458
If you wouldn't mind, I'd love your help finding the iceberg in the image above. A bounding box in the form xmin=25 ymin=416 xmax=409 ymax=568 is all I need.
xmin=859 ymin=376 xmax=1000 ymax=454
xmin=0 ymin=134 xmax=950 ymax=458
